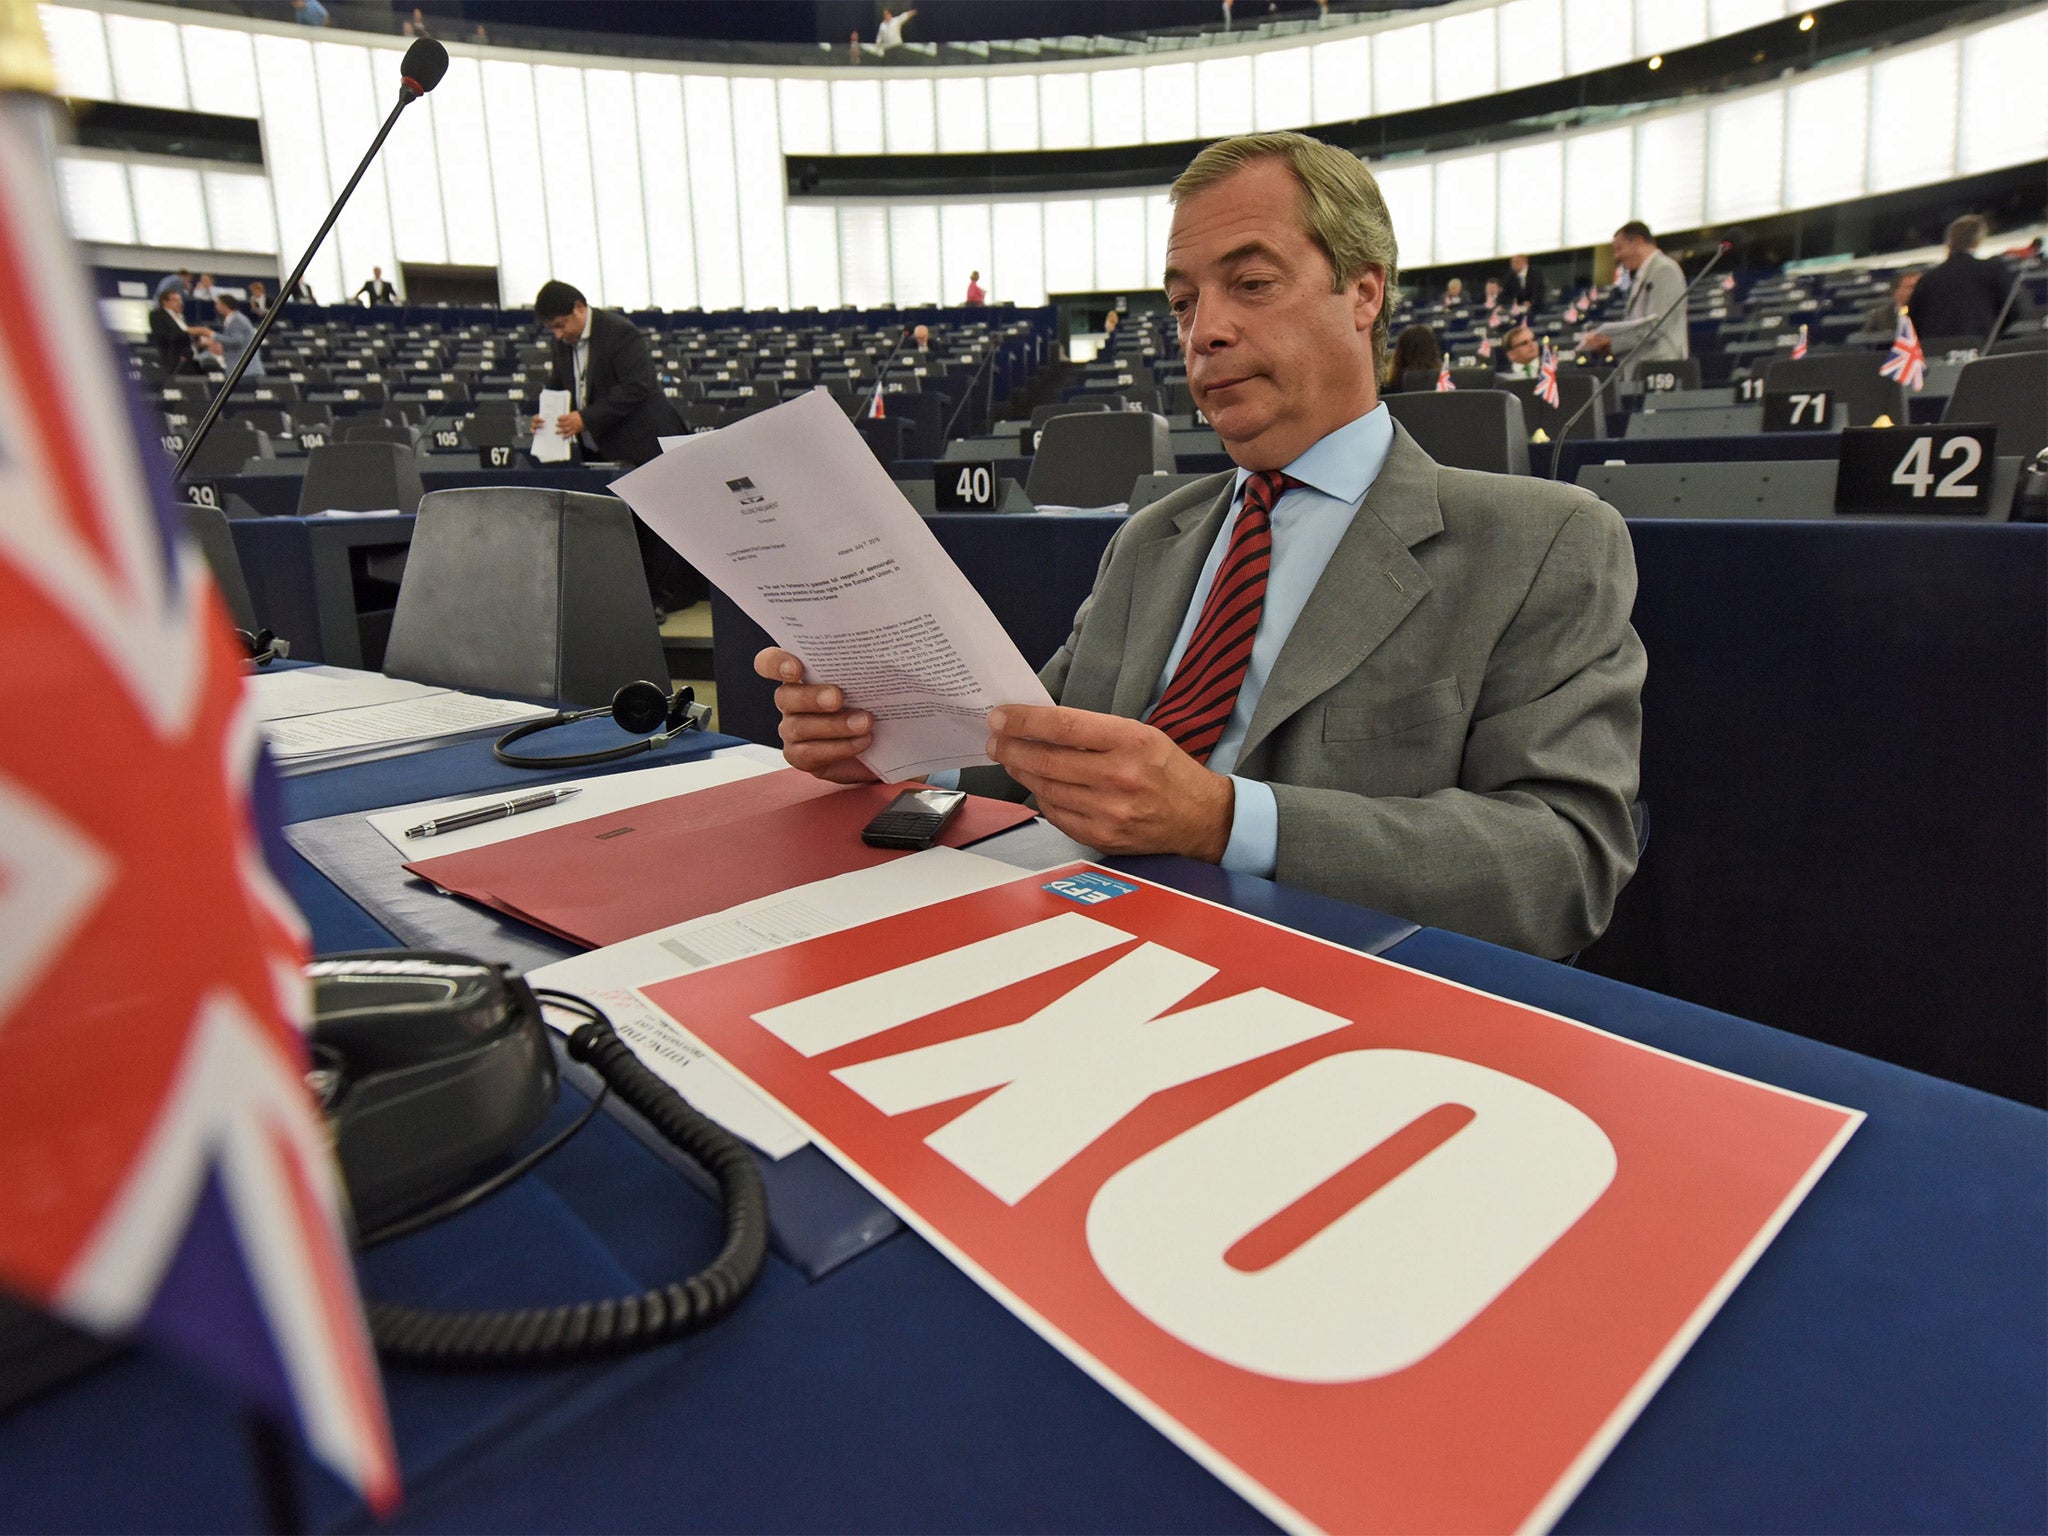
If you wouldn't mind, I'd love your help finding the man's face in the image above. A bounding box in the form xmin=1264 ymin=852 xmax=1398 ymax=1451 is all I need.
xmin=163 ymin=292 xmax=182 ymax=317
xmin=1510 ymin=254 xmax=1528 ymax=274
xmin=1164 ymin=158 xmax=1382 ymax=471
xmin=1485 ymin=280 xmax=1502 ymax=302
xmin=1505 ymin=328 xmax=1538 ymax=365
xmin=913 ymin=324 xmax=929 ymax=345
xmin=373 ymin=267 xmax=382 ymax=279
xmin=251 ymin=283 xmax=264 ymax=298
xmin=1611 ymin=234 xmax=1647 ymax=273
xmin=545 ymin=303 xmax=589 ymax=343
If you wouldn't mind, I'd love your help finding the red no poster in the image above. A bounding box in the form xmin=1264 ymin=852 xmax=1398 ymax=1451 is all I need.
xmin=646 ymin=865 xmax=1860 ymax=1534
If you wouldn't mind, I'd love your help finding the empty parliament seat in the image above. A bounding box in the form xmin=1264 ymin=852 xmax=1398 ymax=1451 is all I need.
xmin=296 ymin=441 xmax=426 ymax=517
xmin=383 ymin=488 xmax=667 ymax=708
xmin=1764 ymin=354 xmax=1908 ymax=428
xmin=183 ymin=420 xmax=274 ymax=478
xmin=1384 ymin=390 xmax=1531 ymax=475
xmin=343 ymin=421 xmax=420 ymax=447
xmin=1026 ymin=411 xmax=1173 ymax=507
xmin=1944 ymin=353 xmax=2048 ymax=460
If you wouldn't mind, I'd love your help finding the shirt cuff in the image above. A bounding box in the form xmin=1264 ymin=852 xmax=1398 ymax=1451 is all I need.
xmin=925 ymin=769 xmax=962 ymax=790
xmin=1220 ymin=776 xmax=1278 ymax=878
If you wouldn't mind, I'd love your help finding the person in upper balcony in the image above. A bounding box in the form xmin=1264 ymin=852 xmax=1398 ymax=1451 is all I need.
xmin=756 ymin=131 xmax=1645 ymax=959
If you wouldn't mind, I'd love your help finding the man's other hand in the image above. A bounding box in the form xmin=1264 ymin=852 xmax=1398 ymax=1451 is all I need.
xmin=1580 ymin=331 xmax=1611 ymax=353
xmin=554 ymin=409 xmax=584 ymax=438
xmin=754 ymin=647 xmax=879 ymax=783
xmin=986 ymin=704 xmax=1233 ymax=862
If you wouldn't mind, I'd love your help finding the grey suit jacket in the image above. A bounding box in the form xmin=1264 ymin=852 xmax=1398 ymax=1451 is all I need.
xmin=1601 ymin=248 xmax=1689 ymax=368
xmin=967 ymin=424 xmax=1645 ymax=959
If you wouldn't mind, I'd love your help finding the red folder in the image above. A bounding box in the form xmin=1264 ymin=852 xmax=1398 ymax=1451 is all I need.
xmin=402 ymin=769 xmax=1037 ymax=949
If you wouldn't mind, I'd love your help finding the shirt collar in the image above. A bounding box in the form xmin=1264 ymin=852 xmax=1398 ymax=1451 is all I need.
xmin=1231 ymin=404 xmax=1393 ymax=508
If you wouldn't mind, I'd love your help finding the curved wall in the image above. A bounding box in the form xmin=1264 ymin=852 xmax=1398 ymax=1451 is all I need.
xmin=40 ymin=0 xmax=2048 ymax=309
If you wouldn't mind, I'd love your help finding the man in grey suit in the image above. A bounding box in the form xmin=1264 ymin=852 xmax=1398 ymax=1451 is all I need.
xmin=759 ymin=131 xmax=1643 ymax=959
xmin=1581 ymin=221 xmax=1687 ymax=376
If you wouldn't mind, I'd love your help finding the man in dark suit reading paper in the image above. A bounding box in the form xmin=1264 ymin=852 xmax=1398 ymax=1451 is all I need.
xmin=531 ymin=280 xmax=683 ymax=469
xmin=758 ymin=132 xmax=1644 ymax=959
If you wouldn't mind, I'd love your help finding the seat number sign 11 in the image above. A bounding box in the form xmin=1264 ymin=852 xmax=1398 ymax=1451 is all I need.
xmin=647 ymin=864 xmax=1861 ymax=1535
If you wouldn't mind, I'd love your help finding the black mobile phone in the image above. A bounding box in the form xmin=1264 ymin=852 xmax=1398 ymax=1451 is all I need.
xmin=861 ymin=787 xmax=967 ymax=850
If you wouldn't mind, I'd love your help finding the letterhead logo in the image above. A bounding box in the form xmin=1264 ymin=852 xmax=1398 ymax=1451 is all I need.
xmin=725 ymin=475 xmax=766 ymax=507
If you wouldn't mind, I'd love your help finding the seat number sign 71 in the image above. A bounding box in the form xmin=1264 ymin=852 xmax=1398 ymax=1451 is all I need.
xmin=649 ymin=865 xmax=1860 ymax=1535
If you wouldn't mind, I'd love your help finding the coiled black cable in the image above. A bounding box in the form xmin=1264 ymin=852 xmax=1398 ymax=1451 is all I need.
xmin=365 ymin=1001 xmax=769 ymax=1367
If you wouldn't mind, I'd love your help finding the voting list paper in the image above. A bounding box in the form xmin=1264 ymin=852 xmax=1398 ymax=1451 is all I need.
xmin=530 ymin=387 xmax=572 ymax=463
xmin=613 ymin=390 xmax=1053 ymax=780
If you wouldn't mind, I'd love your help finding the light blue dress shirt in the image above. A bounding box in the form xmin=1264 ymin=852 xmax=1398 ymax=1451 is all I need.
xmin=1153 ymin=405 xmax=1393 ymax=876
xmin=936 ymin=406 xmax=1393 ymax=878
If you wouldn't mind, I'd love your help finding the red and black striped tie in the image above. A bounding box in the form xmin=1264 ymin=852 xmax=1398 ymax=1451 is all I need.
xmin=1145 ymin=469 xmax=1299 ymax=765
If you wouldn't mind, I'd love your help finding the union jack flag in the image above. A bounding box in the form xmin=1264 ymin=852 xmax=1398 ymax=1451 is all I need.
xmin=0 ymin=93 xmax=398 ymax=1511
xmin=867 ymin=378 xmax=887 ymax=418
xmin=1790 ymin=323 xmax=1809 ymax=360
xmin=1878 ymin=311 xmax=1926 ymax=392
xmin=1535 ymin=340 xmax=1561 ymax=409
xmin=1476 ymin=332 xmax=1493 ymax=360
xmin=1436 ymin=356 xmax=1455 ymax=391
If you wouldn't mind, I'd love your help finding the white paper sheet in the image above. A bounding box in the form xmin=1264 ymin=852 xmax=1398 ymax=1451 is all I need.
xmin=530 ymin=386 xmax=572 ymax=463
xmin=612 ymin=390 xmax=1053 ymax=780
xmin=527 ymin=846 xmax=1026 ymax=1158
xmin=246 ymin=665 xmax=449 ymax=723
xmin=261 ymin=691 xmax=551 ymax=764
xmin=366 ymin=754 xmax=776 ymax=857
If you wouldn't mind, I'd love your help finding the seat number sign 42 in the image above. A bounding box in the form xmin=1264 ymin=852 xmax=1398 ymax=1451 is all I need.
xmin=647 ymin=865 xmax=1860 ymax=1535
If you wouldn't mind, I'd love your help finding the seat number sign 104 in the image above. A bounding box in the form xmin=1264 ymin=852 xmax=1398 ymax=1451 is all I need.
xmin=648 ymin=864 xmax=1860 ymax=1535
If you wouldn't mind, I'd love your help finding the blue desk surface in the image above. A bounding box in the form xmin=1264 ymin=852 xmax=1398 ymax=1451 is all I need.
xmin=2 ymin=745 xmax=2041 ymax=1534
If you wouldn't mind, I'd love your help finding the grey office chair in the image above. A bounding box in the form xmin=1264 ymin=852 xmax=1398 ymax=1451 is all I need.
xmin=1944 ymin=352 xmax=2048 ymax=460
xmin=1384 ymin=390 xmax=1532 ymax=474
xmin=1026 ymin=411 xmax=1173 ymax=507
xmin=296 ymin=441 xmax=426 ymax=517
xmin=383 ymin=488 xmax=667 ymax=709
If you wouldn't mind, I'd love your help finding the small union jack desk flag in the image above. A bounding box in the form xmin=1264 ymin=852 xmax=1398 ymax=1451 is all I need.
xmin=1535 ymin=340 xmax=1562 ymax=409
xmin=1790 ymin=323 xmax=1809 ymax=360
xmin=1435 ymin=356 xmax=1455 ymax=391
xmin=866 ymin=378 xmax=887 ymax=418
xmin=1879 ymin=311 xmax=1926 ymax=392
xmin=0 ymin=43 xmax=398 ymax=1516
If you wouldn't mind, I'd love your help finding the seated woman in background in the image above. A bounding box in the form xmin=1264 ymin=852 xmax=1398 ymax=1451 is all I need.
xmin=1382 ymin=323 xmax=1441 ymax=392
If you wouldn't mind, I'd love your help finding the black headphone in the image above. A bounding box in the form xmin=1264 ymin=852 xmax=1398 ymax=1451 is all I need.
xmin=238 ymin=628 xmax=287 ymax=667
xmin=493 ymin=680 xmax=710 ymax=769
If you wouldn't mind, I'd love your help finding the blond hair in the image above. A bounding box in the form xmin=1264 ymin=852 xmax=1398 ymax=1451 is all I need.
xmin=1169 ymin=130 xmax=1400 ymax=363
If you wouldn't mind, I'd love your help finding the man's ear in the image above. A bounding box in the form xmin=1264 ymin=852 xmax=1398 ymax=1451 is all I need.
xmin=1352 ymin=266 xmax=1385 ymax=338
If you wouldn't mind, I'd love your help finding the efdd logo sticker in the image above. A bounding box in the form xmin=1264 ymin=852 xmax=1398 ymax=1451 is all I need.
xmin=1044 ymin=872 xmax=1138 ymax=906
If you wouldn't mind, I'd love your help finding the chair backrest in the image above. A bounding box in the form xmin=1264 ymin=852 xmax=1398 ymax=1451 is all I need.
xmin=1030 ymin=399 xmax=1112 ymax=430
xmin=183 ymin=420 xmax=273 ymax=477
xmin=1383 ymin=389 xmax=1531 ymax=475
xmin=1624 ymin=404 xmax=1770 ymax=438
xmin=1401 ymin=366 xmax=1497 ymax=393
xmin=1128 ymin=471 xmax=1215 ymax=514
xmin=1763 ymin=354 xmax=1907 ymax=427
xmin=231 ymin=406 xmax=292 ymax=438
xmin=1026 ymin=411 xmax=1174 ymax=507
xmin=887 ymin=390 xmax=948 ymax=461
xmin=180 ymin=502 xmax=259 ymax=631
xmin=463 ymin=412 xmax=520 ymax=448
xmin=383 ymin=488 xmax=666 ymax=708
xmin=855 ymin=413 xmax=906 ymax=466
xmin=1989 ymin=330 xmax=2048 ymax=356
xmin=1631 ymin=357 xmax=1702 ymax=393
xmin=1944 ymin=352 xmax=2048 ymax=460
xmin=296 ymin=441 xmax=426 ymax=516
xmin=343 ymin=421 xmax=418 ymax=447
xmin=1498 ymin=373 xmax=1600 ymax=445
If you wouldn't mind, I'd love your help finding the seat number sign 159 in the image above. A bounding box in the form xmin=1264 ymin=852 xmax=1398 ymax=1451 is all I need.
xmin=649 ymin=865 xmax=1861 ymax=1535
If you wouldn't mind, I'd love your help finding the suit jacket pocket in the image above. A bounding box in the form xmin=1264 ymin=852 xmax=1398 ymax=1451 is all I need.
xmin=1322 ymin=676 xmax=1464 ymax=743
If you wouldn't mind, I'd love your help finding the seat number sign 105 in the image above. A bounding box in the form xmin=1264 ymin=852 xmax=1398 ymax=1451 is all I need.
xmin=650 ymin=864 xmax=1860 ymax=1536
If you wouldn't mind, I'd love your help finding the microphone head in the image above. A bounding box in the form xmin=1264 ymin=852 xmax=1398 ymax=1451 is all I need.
xmin=400 ymin=37 xmax=449 ymax=98
xmin=1718 ymin=238 xmax=1736 ymax=252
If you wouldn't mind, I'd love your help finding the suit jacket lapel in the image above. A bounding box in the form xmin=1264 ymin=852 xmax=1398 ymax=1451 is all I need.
xmin=1110 ymin=475 xmax=1236 ymax=718
xmin=1237 ymin=424 xmax=1442 ymax=766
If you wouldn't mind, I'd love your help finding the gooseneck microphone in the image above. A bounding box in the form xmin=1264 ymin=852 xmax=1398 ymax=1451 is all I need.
xmin=1548 ymin=239 xmax=1732 ymax=481
xmin=172 ymin=39 xmax=449 ymax=483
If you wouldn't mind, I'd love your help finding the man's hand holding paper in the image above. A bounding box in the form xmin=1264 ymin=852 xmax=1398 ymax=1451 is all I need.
xmin=613 ymin=391 xmax=1052 ymax=780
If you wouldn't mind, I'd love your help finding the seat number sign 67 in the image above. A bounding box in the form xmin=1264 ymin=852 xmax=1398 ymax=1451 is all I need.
xmin=649 ymin=865 xmax=1860 ymax=1535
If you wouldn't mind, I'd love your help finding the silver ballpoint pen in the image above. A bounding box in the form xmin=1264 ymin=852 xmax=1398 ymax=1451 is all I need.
xmin=404 ymin=786 xmax=581 ymax=838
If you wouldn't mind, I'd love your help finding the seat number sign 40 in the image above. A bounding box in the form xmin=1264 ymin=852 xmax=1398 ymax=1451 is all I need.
xmin=649 ymin=866 xmax=1860 ymax=1535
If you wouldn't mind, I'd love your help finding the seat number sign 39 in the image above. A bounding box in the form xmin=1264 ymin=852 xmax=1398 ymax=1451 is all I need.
xmin=648 ymin=865 xmax=1860 ymax=1535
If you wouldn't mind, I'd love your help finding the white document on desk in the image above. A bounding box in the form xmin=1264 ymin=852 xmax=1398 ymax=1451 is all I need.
xmin=530 ymin=387 xmax=572 ymax=463
xmin=612 ymin=389 xmax=1053 ymax=780
xmin=261 ymin=691 xmax=551 ymax=764
xmin=365 ymin=753 xmax=776 ymax=857
xmin=247 ymin=665 xmax=447 ymax=722
xmin=527 ymin=845 xmax=1024 ymax=1158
